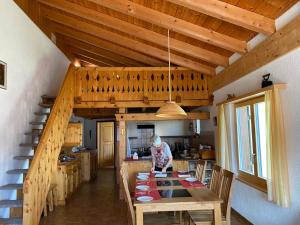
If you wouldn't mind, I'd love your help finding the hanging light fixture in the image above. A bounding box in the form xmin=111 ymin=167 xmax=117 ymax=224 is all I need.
xmin=156 ymin=29 xmax=187 ymax=119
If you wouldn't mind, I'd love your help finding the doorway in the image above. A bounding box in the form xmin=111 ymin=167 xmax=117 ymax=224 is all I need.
xmin=97 ymin=122 xmax=115 ymax=168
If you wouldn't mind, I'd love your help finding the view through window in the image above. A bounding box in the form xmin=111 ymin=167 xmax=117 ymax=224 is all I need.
xmin=235 ymin=96 xmax=267 ymax=190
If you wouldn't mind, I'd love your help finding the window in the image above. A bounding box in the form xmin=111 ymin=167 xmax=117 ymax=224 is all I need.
xmin=235 ymin=96 xmax=267 ymax=191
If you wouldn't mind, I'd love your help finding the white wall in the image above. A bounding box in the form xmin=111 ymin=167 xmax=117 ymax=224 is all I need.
xmin=0 ymin=1 xmax=69 ymax=217
xmin=211 ymin=48 xmax=300 ymax=225
xmin=126 ymin=120 xmax=193 ymax=137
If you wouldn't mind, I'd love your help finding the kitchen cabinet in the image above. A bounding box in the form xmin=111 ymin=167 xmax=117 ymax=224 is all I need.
xmin=72 ymin=150 xmax=98 ymax=182
xmin=55 ymin=159 xmax=81 ymax=205
xmin=64 ymin=123 xmax=83 ymax=147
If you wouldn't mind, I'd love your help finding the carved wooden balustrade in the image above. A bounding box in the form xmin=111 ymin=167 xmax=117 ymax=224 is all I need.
xmin=74 ymin=67 xmax=212 ymax=107
xmin=23 ymin=65 xmax=75 ymax=225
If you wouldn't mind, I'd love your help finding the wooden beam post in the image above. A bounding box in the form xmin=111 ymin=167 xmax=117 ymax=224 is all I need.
xmin=117 ymin=108 xmax=126 ymax=199
xmin=115 ymin=112 xmax=210 ymax=121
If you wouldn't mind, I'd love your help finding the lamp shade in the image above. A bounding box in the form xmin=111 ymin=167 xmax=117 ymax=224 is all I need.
xmin=156 ymin=101 xmax=187 ymax=118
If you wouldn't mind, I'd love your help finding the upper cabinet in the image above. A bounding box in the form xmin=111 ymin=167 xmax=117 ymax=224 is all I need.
xmin=64 ymin=123 xmax=83 ymax=147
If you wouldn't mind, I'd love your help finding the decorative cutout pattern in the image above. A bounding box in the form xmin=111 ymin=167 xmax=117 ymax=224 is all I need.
xmin=75 ymin=68 xmax=209 ymax=102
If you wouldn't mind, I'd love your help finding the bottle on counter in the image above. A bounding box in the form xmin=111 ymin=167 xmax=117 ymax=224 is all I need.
xmin=132 ymin=152 xmax=139 ymax=160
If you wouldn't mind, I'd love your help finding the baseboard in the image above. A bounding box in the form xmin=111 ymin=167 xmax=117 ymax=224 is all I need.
xmin=232 ymin=208 xmax=253 ymax=225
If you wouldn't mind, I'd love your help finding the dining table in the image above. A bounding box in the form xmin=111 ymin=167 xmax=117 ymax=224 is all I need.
xmin=133 ymin=171 xmax=223 ymax=225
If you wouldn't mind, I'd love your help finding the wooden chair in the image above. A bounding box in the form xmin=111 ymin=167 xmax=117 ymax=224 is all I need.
xmin=187 ymin=169 xmax=235 ymax=225
xmin=120 ymin=163 xmax=173 ymax=225
xmin=120 ymin=163 xmax=135 ymax=225
xmin=209 ymin=165 xmax=222 ymax=195
xmin=195 ymin=160 xmax=206 ymax=182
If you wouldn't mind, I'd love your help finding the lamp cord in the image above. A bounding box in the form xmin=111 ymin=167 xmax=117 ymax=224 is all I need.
xmin=168 ymin=29 xmax=171 ymax=102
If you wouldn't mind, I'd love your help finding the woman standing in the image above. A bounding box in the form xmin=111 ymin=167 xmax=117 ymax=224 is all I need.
xmin=150 ymin=135 xmax=173 ymax=172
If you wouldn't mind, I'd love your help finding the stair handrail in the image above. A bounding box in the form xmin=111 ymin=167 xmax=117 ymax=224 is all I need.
xmin=22 ymin=65 xmax=76 ymax=225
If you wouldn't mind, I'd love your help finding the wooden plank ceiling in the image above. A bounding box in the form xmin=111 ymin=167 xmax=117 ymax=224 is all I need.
xmin=14 ymin=0 xmax=298 ymax=75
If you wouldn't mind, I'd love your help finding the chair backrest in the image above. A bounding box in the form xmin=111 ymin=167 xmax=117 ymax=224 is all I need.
xmin=195 ymin=159 xmax=206 ymax=182
xmin=120 ymin=163 xmax=135 ymax=225
xmin=209 ymin=164 xmax=222 ymax=195
xmin=219 ymin=169 xmax=235 ymax=222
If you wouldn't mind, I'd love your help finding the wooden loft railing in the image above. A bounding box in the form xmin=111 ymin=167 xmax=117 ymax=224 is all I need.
xmin=22 ymin=65 xmax=75 ymax=225
xmin=74 ymin=67 xmax=212 ymax=108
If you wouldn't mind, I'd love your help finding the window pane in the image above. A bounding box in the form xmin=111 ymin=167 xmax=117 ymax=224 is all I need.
xmin=236 ymin=105 xmax=254 ymax=175
xmin=254 ymin=102 xmax=267 ymax=179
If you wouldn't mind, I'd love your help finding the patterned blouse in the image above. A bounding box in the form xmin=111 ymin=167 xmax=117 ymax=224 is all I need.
xmin=151 ymin=142 xmax=172 ymax=168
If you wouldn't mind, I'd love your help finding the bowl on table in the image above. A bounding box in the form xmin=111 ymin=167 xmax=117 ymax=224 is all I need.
xmin=185 ymin=177 xmax=198 ymax=182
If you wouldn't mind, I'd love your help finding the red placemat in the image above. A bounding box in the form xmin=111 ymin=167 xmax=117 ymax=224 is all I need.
xmin=135 ymin=190 xmax=161 ymax=200
xmin=179 ymin=180 xmax=205 ymax=188
xmin=136 ymin=181 xmax=157 ymax=189
xmin=173 ymin=171 xmax=179 ymax=177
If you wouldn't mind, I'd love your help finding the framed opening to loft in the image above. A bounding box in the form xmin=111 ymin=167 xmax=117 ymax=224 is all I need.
xmin=0 ymin=60 xmax=7 ymax=89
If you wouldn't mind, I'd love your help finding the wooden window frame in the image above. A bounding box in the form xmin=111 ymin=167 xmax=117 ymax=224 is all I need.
xmin=234 ymin=96 xmax=267 ymax=192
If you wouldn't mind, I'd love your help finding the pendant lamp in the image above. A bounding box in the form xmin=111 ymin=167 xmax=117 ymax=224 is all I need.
xmin=156 ymin=30 xmax=187 ymax=118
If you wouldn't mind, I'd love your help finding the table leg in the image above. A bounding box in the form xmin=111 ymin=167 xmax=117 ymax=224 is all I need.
xmin=136 ymin=206 xmax=144 ymax=225
xmin=213 ymin=203 xmax=222 ymax=225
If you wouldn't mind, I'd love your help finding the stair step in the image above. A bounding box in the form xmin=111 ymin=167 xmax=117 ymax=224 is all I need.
xmin=24 ymin=129 xmax=43 ymax=136
xmin=34 ymin=112 xmax=50 ymax=116
xmin=24 ymin=132 xmax=41 ymax=136
xmin=0 ymin=184 xmax=23 ymax=190
xmin=38 ymin=103 xmax=53 ymax=108
xmin=14 ymin=156 xmax=34 ymax=160
xmin=41 ymin=95 xmax=56 ymax=103
xmin=0 ymin=217 xmax=22 ymax=225
xmin=0 ymin=200 xmax=23 ymax=208
xmin=29 ymin=121 xmax=46 ymax=125
xmin=7 ymin=169 xmax=28 ymax=175
xmin=19 ymin=143 xmax=38 ymax=148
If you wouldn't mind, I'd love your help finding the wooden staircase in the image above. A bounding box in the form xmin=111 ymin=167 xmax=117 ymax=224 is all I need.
xmin=0 ymin=96 xmax=55 ymax=225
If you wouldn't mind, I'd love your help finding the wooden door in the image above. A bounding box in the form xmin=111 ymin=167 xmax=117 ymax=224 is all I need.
xmin=98 ymin=122 xmax=114 ymax=168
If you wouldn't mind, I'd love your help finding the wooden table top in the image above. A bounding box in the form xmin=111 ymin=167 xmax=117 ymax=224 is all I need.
xmin=134 ymin=172 xmax=222 ymax=206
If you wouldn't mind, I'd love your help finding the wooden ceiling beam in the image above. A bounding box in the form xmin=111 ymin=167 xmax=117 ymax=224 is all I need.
xmin=115 ymin=112 xmax=210 ymax=121
xmin=41 ymin=9 xmax=216 ymax=74
xmin=88 ymin=0 xmax=247 ymax=53
xmin=79 ymin=57 xmax=111 ymax=67
xmin=38 ymin=0 xmax=228 ymax=67
xmin=167 ymin=0 xmax=275 ymax=35
xmin=57 ymin=34 xmax=141 ymax=67
xmin=56 ymin=38 xmax=116 ymax=66
xmin=46 ymin=21 xmax=167 ymax=67
xmin=66 ymin=46 xmax=126 ymax=67
xmin=212 ymin=15 xmax=300 ymax=91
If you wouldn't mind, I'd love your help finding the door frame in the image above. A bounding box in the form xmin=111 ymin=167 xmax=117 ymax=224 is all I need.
xmin=96 ymin=120 xmax=116 ymax=168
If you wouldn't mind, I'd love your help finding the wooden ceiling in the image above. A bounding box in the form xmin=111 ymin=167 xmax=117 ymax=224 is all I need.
xmin=15 ymin=0 xmax=298 ymax=75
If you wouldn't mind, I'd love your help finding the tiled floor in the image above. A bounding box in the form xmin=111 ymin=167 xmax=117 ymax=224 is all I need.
xmin=40 ymin=169 xmax=250 ymax=225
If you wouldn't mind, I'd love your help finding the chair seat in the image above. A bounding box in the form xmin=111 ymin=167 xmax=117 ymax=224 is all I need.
xmin=188 ymin=210 xmax=227 ymax=225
